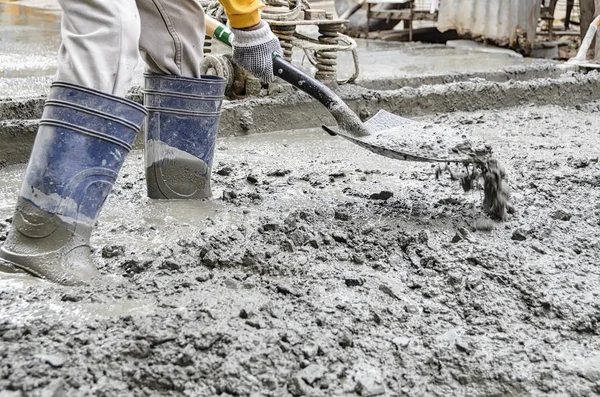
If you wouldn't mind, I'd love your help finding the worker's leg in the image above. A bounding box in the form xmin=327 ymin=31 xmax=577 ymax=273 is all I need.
xmin=137 ymin=0 xmax=206 ymax=77
xmin=565 ymin=0 xmax=575 ymax=29
xmin=137 ymin=0 xmax=226 ymax=199
xmin=56 ymin=0 xmax=142 ymax=96
xmin=0 ymin=0 xmax=147 ymax=285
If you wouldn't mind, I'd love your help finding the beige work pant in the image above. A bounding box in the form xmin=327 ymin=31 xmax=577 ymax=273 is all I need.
xmin=56 ymin=0 xmax=206 ymax=96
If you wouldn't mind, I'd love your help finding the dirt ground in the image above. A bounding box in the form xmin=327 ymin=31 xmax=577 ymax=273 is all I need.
xmin=1 ymin=102 xmax=599 ymax=396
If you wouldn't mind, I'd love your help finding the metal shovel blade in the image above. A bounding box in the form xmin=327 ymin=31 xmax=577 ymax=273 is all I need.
xmin=322 ymin=109 xmax=493 ymax=164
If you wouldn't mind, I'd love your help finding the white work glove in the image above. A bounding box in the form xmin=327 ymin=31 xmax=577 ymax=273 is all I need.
xmin=230 ymin=20 xmax=283 ymax=84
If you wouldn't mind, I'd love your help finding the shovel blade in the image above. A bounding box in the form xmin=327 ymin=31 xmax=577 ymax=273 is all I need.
xmin=322 ymin=109 xmax=493 ymax=164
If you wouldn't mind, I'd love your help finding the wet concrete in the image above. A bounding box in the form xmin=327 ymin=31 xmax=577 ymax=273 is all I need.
xmin=4 ymin=69 xmax=600 ymax=168
xmin=1 ymin=102 xmax=600 ymax=396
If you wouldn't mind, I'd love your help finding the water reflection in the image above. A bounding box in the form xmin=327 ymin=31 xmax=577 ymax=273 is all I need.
xmin=0 ymin=1 xmax=61 ymax=78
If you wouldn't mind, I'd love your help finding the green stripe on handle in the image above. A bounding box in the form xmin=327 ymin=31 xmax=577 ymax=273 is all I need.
xmin=213 ymin=25 xmax=233 ymax=47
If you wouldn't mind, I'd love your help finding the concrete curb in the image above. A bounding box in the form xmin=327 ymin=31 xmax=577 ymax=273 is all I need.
xmin=2 ymin=69 xmax=599 ymax=167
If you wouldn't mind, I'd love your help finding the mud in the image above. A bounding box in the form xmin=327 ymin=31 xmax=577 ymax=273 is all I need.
xmin=1 ymin=102 xmax=600 ymax=396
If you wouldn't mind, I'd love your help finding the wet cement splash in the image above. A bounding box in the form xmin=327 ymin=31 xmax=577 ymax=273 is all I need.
xmin=328 ymin=108 xmax=512 ymax=219
xmin=481 ymin=159 xmax=512 ymax=221
xmin=437 ymin=157 xmax=512 ymax=221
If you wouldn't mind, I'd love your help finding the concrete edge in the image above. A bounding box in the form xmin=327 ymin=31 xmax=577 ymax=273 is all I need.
xmin=2 ymin=69 xmax=600 ymax=167
xmin=355 ymin=63 xmax=562 ymax=90
xmin=0 ymin=63 xmax=561 ymax=120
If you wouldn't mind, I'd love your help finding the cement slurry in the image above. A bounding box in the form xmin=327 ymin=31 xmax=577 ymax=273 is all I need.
xmin=0 ymin=103 xmax=599 ymax=396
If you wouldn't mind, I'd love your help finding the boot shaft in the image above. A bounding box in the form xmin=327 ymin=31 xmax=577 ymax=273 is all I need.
xmin=22 ymin=82 xmax=147 ymax=226
xmin=144 ymin=73 xmax=226 ymax=199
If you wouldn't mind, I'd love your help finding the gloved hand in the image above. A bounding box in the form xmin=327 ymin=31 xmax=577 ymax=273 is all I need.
xmin=230 ymin=20 xmax=283 ymax=84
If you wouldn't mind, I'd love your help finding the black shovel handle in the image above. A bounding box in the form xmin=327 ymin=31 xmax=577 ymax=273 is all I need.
xmin=272 ymin=56 xmax=339 ymax=111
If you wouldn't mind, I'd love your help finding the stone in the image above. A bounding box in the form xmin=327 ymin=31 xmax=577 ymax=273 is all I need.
xmin=354 ymin=366 xmax=385 ymax=396
xmin=551 ymin=209 xmax=572 ymax=221
xmin=451 ymin=232 xmax=463 ymax=243
xmin=159 ymin=260 xmax=180 ymax=271
xmin=176 ymin=344 xmax=196 ymax=366
xmin=222 ymin=190 xmax=237 ymax=202
xmin=239 ymin=309 xmax=251 ymax=319
xmin=216 ymin=166 xmax=233 ymax=176
xmin=336 ymin=251 xmax=350 ymax=261
xmin=455 ymin=338 xmax=473 ymax=354
xmin=301 ymin=343 xmax=319 ymax=359
xmin=101 ymin=245 xmax=124 ymax=258
xmin=297 ymin=363 xmax=326 ymax=386
xmin=195 ymin=272 xmax=212 ymax=282
xmin=392 ymin=336 xmax=410 ymax=349
xmin=331 ymin=232 xmax=348 ymax=243
xmin=334 ymin=210 xmax=350 ymax=221
xmin=290 ymin=230 xmax=307 ymax=247
xmin=36 ymin=354 xmax=65 ymax=368
xmin=60 ymin=293 xmax=82 ymax=303
xmin=124 ymin=340 xmax=151 ymax=358
xmin=276 ymin=283 xmax=302 ymax=297
xmin=511 ymin=229 xmax=527 ymax=241
xmin=338 ymin=334 xmax=354 ymax=348
xmin=262 ymin=222 xmax=280 ymax=232
xmin=223 ymin=278 xmax=238 ymax=289
xmin=267 ymin=169 xmax=291 ymax=177
xmin=306 ymin=239 xmax=319 ymax=249
xmin=344 ymin=276 xmax=365 ymax=287
xmin=245 ymin=320 xmax=262 ymax=329
xmin=378 ymin=284 xmax=402 ymax=301
xmin=202 ymin=250 xmax=219 ymax=268
xmin=281 ymin=239 xmax=296 ymax=252
xmin=369 ymin=191 xmax=393 ymax=200
xmin=288 ymin=376 xmax=310 ymax=396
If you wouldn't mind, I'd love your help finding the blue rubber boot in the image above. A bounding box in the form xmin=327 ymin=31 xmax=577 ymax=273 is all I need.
xmin=144 ymin=73 xmax=226 ymax=199
xmin=0 ymin=82 xmax=147 ymax=285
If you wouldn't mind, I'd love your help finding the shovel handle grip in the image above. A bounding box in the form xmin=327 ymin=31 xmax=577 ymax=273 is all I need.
xmin=204 ymin=15 xmax=339 ymax=110
xmin=272 ymin=57 xmax=338 ymax=110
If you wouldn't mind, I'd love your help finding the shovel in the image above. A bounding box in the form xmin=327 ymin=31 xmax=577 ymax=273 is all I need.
xmin=205 ymin=16 xmax=492 ymax=164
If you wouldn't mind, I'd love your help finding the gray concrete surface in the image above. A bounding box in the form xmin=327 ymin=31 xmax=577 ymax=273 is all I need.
xmin=1 ymin=103 xmax=599 ymax=396
xmin=1 ymin=2 xmax=600 ymax=395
